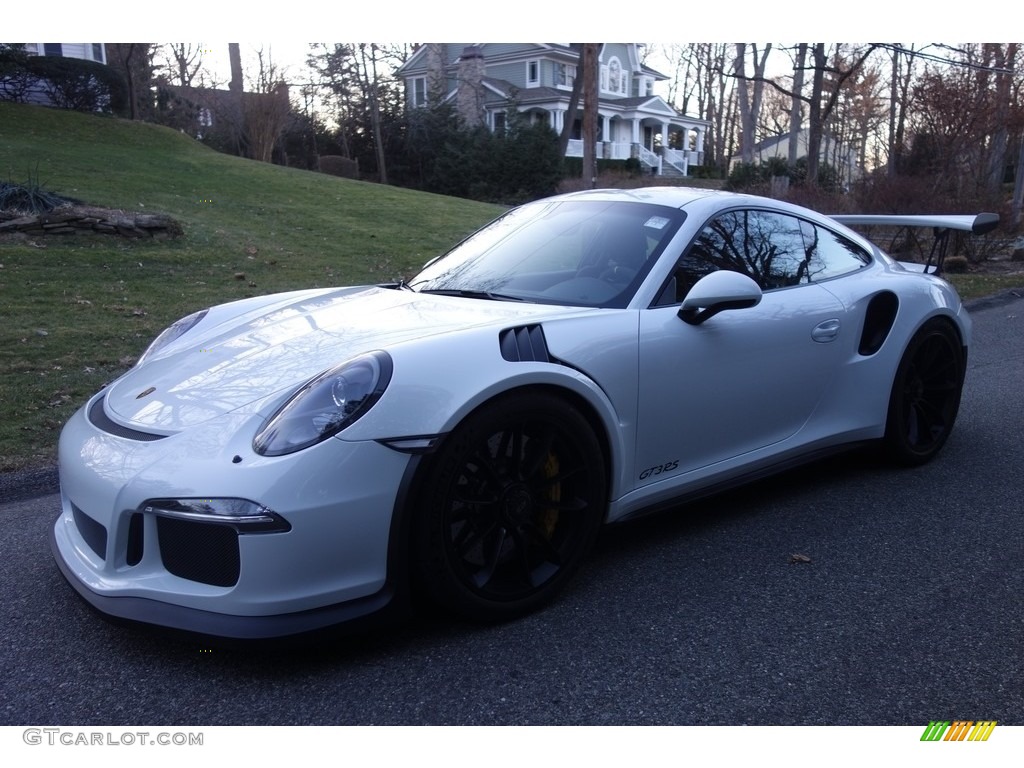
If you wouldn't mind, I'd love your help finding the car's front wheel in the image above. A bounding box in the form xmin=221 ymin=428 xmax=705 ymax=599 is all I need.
xmin=414 ymin=391 xmax=606 ymax=622
xmin=883 ymin=318 xmax=966 ymax=465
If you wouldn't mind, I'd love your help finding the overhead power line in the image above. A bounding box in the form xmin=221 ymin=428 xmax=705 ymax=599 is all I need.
xmin=872 ymin=43 xmax=1015 ymax=75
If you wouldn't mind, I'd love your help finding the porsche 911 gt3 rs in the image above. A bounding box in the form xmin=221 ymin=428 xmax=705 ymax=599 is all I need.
xmin=51 ymin=187 xmax=998 ymax=639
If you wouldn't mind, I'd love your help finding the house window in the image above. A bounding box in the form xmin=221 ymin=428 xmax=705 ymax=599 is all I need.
xmin=493 ymin=111 xmax=506 ymax=136
xmin=603 ymin=57 xmax=627 ymax=96
xmin=43 ymin=43 xmax=63 ymax=57
xmin=526 ymin=60 xmax=539 ymax=87
xmin=92 ymin=44 xmax=105 ymax=63
xmin=555 ymin=63 xmax=575 ymax=89
xmin=411 ymin=77 xmax=427 ymax=108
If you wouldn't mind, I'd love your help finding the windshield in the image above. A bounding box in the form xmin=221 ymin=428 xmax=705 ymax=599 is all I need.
xmin=410 ymin=200 xmax=686 ymax=308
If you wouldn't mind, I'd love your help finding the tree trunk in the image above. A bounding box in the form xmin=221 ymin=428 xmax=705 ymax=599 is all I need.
xmin=1011 ymin=136 xmax=1024 ymax=227
xmin=788 ymin=43 xmax=806 ymax=165
xmin=557 ymin=44 xmax=584 ymax=159
xmin=986 ymin=43 xmax=1017 ymax=195
xmin=806 ymin=44 xmax=826 ymax=185
xmin=734 ymin=44 xmax=754 ymax=163
xmin=581 ymin=43 xmax=599 ymax=189
xmin=359 ymin=43 xmax=388 ymax=185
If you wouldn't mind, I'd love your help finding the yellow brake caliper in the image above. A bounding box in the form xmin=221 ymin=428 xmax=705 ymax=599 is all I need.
xmin=541 ymin=451 xmax=560 ymax=538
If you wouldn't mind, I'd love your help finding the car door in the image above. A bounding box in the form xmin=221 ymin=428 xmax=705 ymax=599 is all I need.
xmin=634 ymin=208 xmax=849 ymax=485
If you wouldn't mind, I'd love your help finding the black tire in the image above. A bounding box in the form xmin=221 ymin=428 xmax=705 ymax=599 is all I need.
xmin=414 ymin=391 xmax=606 ymax=622
xmin=883 ymin=318 xmax=966 ymax=466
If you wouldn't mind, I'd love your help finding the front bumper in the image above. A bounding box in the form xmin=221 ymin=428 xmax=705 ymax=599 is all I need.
xmin=51 ymin=394 xmax=413 ymax=639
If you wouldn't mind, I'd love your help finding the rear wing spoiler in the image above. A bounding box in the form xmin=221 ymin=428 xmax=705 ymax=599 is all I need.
xmin=830 ymin=212 xmax=1000 ymax=276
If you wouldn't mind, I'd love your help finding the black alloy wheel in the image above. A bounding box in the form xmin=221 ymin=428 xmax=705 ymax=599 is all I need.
xmin=884 ymin=319 xmax=966 ymax=466
xmin=415 ymin=391 xmax=606 ymax=621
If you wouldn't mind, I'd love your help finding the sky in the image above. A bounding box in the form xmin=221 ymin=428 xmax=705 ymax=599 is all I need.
xmin=8 ymin=2 xmax=999 ymax=104
xmin=8 ymin=2 xmax=995 ymax=50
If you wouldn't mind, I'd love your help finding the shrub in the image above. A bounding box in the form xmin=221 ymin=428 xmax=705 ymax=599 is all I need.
xmin=0 ymin=51 xmax=128 ymax=115
xmin=943 ymin=256 xmax=969 ymax=273
xmin=0 ymin=173 xmax=78 ymax=213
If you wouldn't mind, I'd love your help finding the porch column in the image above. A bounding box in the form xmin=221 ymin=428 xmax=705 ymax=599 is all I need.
xmin=660 ymin=121 xmax=669 ymax=149
xmin=631 ymin=118 xmax=640 ymax=144
xmin=694 ymin=126 xmax=705 ymax=154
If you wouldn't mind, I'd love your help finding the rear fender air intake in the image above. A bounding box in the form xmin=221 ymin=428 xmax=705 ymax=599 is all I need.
xmin=859 ymin=291 xmax=899 ymax=356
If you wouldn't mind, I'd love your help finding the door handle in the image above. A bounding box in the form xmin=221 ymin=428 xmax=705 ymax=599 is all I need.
xmin=811 ymin=318 xmax=841 ymax=343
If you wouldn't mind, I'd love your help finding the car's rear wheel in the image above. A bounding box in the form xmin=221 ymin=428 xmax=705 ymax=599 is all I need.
xmin=883 ymin=318 xmax=965 ymax=466
xmin=414 ymin=391 xmax=606 ymax=622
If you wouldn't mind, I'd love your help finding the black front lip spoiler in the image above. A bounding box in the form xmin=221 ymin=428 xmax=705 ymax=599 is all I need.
xmin=49 ymin=521 xmax=406 ymax=644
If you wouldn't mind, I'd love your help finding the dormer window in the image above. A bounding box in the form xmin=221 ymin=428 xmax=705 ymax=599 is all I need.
xmin=601 ymin=56 xmax=628 ymax=96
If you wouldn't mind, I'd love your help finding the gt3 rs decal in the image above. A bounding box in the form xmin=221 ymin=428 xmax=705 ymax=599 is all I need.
xmin=639 ymin=460 xmax=679 ymax=481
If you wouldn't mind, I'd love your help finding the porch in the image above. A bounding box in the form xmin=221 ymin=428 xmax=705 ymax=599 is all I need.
xmin=565 ymin=140 xmax=704 ymax=177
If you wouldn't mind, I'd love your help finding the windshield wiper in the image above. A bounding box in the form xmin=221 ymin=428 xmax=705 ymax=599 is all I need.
xmin=418 ymin=288 xmax=525 ymax=302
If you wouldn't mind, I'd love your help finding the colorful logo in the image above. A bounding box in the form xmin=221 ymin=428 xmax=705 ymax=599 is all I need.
xmin=920 ymin=721 xmax=997 ymax=741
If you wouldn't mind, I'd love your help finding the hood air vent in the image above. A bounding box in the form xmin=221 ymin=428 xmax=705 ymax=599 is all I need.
xmin=499 ymin=325 xmax=551 ymax=363
xmin=88 ymin=396 xmax=167 ymax=442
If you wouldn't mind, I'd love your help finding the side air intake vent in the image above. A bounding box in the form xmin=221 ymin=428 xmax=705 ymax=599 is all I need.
xmin=859 ymin=291 xmax=899 ymax=356
xmin=499 ymin=325 xmax=551 ymax=363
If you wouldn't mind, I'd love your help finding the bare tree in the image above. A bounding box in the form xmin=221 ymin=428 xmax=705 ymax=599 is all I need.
xmin=788 ymin=43 xmax=807 ymax=165
xmin=982 ymin=43 xmax=1019 ymax=194
xmin=161 ymin=44 xmax=205 ymax=88
xmin=803 ymin=44 xmax=878 ymax=185
xmin=358 ymin=43 xmax=388 ymax=184
xmin=734 ymin=43 xmax=772 ymax=164
xmin=243 ymin=47 xmax=292 ymax=163
xmin=886 ymin=43 xmax=919 ymax=177
xmin=106 ymin=43 xmax=155 ymax=120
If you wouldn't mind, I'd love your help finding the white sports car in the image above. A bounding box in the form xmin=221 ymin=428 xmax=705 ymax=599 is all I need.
xmin=51 ymin=187 xmax=998 ymax=640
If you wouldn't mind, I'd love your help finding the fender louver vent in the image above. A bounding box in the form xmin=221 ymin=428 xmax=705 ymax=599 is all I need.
xmin=499 ymin=325 xmax=551 ymax=363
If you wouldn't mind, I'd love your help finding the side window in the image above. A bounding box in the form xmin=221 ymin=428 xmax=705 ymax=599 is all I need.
xmin=800 ymin=221 xmax=871 ymax=280
xmin=657 ymin=209 xmax=809 ymax=304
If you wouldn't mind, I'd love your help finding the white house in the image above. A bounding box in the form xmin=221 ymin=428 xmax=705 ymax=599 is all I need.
xmin=20 ymin=43 xmax=107 ymax=64
xmin=729 ymin=128 xmax=860 ymax=183
xmin=396 ymin=43 xmax=710 ymax=177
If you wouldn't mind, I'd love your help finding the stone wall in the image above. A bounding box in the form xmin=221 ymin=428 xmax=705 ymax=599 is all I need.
xmin=0 ymin=207 xmax=182 ymax=239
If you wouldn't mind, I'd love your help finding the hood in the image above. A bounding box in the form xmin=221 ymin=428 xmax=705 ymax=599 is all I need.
xmin=104 ymin=286 xmax=577 ymax=431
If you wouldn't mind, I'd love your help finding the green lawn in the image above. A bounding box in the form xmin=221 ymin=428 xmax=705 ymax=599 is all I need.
xmin=0 ymin=103 xmax=502 ymax=470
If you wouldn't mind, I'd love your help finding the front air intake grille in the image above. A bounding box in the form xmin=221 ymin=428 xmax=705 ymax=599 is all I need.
xmin=499 ymin=325 xmax=551 ymax=363
xmin=72 ymin=503 xmax=107 ymax=560
xmin=88 ymin=396 xmax=167 ymax=442
xmin=157 ymin=517 xmax=240 ymax=587
xmin=126 ymin=513 xmax=144 ymax=566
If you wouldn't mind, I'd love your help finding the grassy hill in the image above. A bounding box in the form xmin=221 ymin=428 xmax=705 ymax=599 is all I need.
xmin=0 ymin=102 xmax=503 ymax=470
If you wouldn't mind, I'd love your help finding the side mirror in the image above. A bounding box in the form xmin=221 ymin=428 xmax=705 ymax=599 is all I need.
xmin=678 ymin=270 xmax=762 ymax=325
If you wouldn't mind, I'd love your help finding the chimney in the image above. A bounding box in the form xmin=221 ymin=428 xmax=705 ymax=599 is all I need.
xmin=228 ymin=43 xmax=243 ymax=93
xmin=424 ymin=43 xmax=446 ymax=103
xmin=457 ymin=45 xmax=486 ymax=127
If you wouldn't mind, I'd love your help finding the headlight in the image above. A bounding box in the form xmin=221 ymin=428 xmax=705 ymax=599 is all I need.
xmin=137 ymin=308 xmax=209 ymax=364
xmin=142 ymin=498 xmax=290 ymax=533
xmin=253 ymin=351 xmax=393 ymax=456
